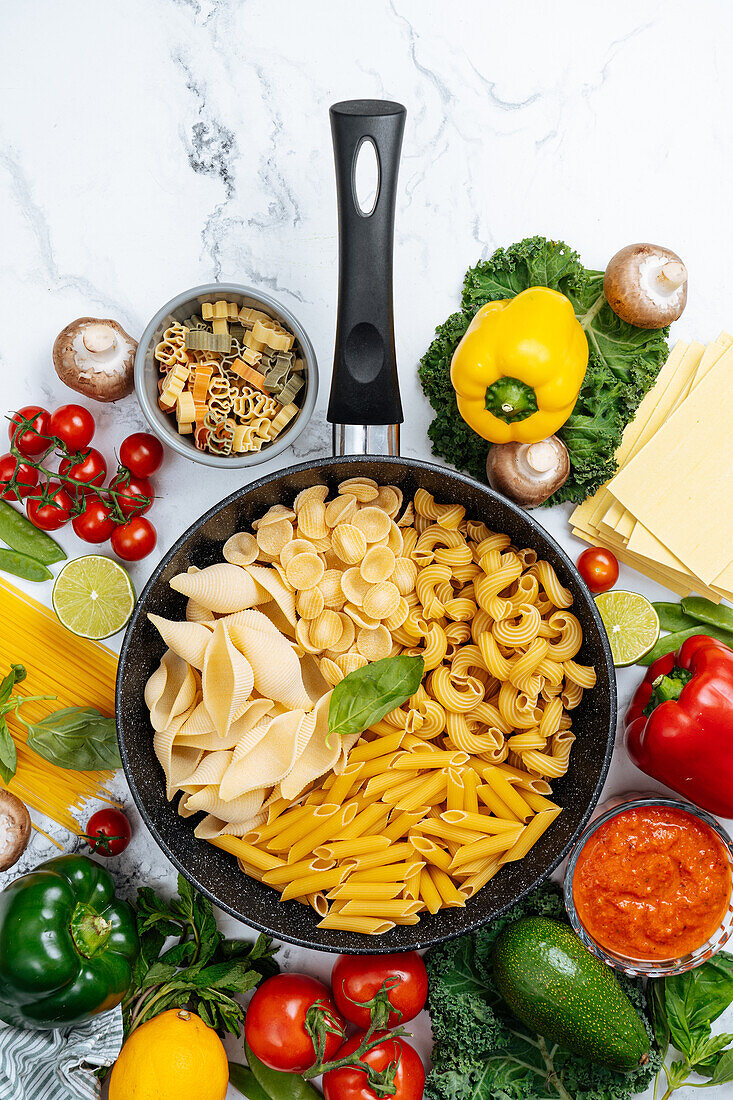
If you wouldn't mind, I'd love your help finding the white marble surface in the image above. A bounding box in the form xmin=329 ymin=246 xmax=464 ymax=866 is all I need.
xmin=1 ymin=0 xmax=732 ymax=1095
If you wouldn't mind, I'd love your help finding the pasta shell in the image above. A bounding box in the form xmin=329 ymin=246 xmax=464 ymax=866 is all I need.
xmin=153 ymin=727 xmax=202 ymax=801
xmin=246 ymin=564 xmax=297 ymax=625
xmin=177 ymin=700 xmax=214 ymax=736
xmin=170 ymin=563 xmax=269 ymax=614
xmin=145 ymin=650 xmax=198 ymax=732
xmin=194 ymin=810 xmax=268 ymax=840
xmin=218 ymin=709 xmax=309 ymax=800
xmin=183 ymin=566 xmax=215 ymax=624
xmin=179 ymin=749 xmax=234 ymax=790
xmin=177 ymin=698 xmax=274 ymax=750
xmin=223 ymin=608 xmax=313 ymax=710
xmin=184 ymin=785 xmax=265 ymax=823
xmin=202 ymin=621 xmax=255 ymax=737
xmin=279 ymin=693 xmax=340 ymax=800
xmin=148 ymin=614 xmax=212 ymax=670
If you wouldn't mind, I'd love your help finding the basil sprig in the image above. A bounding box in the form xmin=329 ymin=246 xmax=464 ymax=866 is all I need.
xmin=24 ymin=706 xmax=122 ymax=771
xmin=0 ymin=663 xmax=57 ymax=783
xmin=651 ymin=952 xmax=733 ymax=1096
xmin=328 ymin=655 xmax=424 ymax=739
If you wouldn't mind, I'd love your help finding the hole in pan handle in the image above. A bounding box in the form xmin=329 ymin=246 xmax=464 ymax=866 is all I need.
xmin=328 ymin=100 xmax=406 ymax=456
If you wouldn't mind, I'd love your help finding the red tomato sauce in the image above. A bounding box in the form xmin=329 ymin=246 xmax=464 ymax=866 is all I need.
xmin=573 ymin=805 xmax=732 ymax=960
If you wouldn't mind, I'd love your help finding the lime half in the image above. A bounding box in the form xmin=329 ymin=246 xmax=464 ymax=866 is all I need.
xmin=52 ymin=555 xmax=135 ymax=640
xmin=594 ymin=590 xmax=660 ymax=667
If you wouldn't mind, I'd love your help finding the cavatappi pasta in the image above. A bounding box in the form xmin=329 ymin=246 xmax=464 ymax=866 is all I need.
xmin=145 ymin=479 xmax=596 ymax=933
xmin=154 ymin=302 xmax=305 ymax=457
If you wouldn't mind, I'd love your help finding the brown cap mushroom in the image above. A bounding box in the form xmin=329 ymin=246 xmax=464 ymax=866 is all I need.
xmin=0 ymin=790 xmax=31 ymax=871
xmin=486 ymin=436 xmax=570 ymax=508
xmin=53 ymin=318 xmax=138 ymax=402
xmin=604 ymin=244 xmax=687 ymax=329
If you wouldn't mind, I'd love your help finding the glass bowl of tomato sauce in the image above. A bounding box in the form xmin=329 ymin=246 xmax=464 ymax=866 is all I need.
xmin=563 ymin=795 xmax=733 ymax=977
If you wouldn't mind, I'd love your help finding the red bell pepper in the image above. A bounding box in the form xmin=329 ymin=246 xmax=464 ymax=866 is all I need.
xmin=625 ymin=635 xmax=733 ymax=818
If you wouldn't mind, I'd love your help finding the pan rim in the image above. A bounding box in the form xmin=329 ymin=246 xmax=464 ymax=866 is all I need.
xmin=117 ymin=454 xmax=616 ymax=952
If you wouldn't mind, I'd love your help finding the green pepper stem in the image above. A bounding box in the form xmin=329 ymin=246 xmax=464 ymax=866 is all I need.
xmin=484 ymin=377 xmax=538 ymax=424
xmin=644 ymin=667 xmax=694 ymax=715
xmin=70 ymin=902 xmax=113 ymax=958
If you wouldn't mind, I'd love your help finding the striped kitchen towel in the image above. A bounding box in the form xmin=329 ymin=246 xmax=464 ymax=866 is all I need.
xmin=0 ymin=1006 xmax=123 ymax=1100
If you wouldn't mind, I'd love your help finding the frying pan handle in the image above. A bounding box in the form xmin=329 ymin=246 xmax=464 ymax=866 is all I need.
xmin=328 ymin=99 xmax=406 ymax=456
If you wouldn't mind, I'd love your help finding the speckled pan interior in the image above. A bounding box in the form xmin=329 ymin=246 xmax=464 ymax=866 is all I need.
xmin=117 ymin=456 xmax=616 ymax=952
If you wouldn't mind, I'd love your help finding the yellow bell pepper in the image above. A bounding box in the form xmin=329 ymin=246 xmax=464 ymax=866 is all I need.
xmin=449 ymin=286 xmax=588 ymax=444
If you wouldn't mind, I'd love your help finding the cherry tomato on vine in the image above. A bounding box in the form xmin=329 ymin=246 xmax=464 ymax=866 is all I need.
xmin=577 ymin=547 xmax=619 ymax=594
xmin=245 ymin=973 xmax=345 ymax=1073
xmin=59 ymin=447 xmax=107 ymax=489
xmin=0 ymin=453 xmax=39 ymax=501
xmin=26 ymin=483 xmax=73 ymax=531
xmin=323 ymin=1032 xmax=425 ymax=1100
xmin=331 ymin=952 xmax=428 ymax=1029
xmin=48 ymin=404 xmax=95 ymax=452
xmin=111 ymin=517 xmax=157 ymax=561
xmin=83 ymin=808 xmax=131 ymax=856
xmin=110 ymin=472 xmax=154 ymax=516
xmin=9 ymin=406 xmax=51 ymax=458
xmin=72 ymin=498 xmax=116 ymax=543
xmin=119 ymin=432 xmax=164 ymax=478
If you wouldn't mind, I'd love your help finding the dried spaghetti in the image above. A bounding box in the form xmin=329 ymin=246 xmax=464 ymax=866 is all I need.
xmin=0 ymin=578 xmax=117 ymax=830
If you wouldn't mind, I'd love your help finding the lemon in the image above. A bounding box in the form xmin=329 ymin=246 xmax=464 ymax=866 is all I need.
xmin=52 ymin=555 xmax=135 ymax=639
xmin=108 ymin=1009 xmax=228 ymax=1100
xmin=594 ymin=590 xmax=660 ymax=666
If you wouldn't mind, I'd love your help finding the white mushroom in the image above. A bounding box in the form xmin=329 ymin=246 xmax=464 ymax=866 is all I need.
xmin=604 ymin=244 xmax=687 ymax=329
xmin=0 ymin=790 xmax=31 ymax=871
xmin=486 ymin=436 xmax=570 ymax=508
xmin=53 ymin=317 xmax=138 ymax=402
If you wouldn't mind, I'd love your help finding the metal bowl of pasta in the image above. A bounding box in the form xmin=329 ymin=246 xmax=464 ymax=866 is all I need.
xmin=134 ymin=283 xmax=319 ymax=469
xmin=116 ymin=455 xmax=617 ymax=953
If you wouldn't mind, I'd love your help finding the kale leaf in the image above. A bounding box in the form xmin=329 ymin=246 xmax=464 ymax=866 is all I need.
xmin=424 ymin=883 xmax=661 ymax=1100
xmin=418 ymin=236 xmax=669 ymax=505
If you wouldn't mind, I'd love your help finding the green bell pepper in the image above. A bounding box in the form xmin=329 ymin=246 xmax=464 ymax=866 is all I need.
xmin=0 ymin=854 xmax=139 ymax=1029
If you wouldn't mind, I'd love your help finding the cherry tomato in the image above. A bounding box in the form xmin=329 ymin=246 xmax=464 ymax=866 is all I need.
xmin=245 ymin=973 xmax=345 ymax=1073
xmin=0 ymin=453 xmax=39 ymax=501
xmin=110 ymin=517 xmax=157 ymax=561
xmin=119 ymin=432 xmax=164 ymax=478
xmin=72 ymin=498 xmax=116 ymax=543
xmin=26 ymin=483 xmax=73 ymax=531
xmin=323 ymin=1032 xmax=424 ymax=1100
xmin=110 ymin=473 xmax=154 ymax=516
xmin=59 ymin=447 xmax=107 ymax=489
xmin=577 ymin=547 xmax=619 ymax=594
xmin=48 ymin=404 xmax=95 ymax=451
xmin=83 ymin=808 xmax=131 ymax=856
xmin=331 ymin=952 xmax=428 ymax=1029
xmin=9 ymin=406 xmax=51 ymax=458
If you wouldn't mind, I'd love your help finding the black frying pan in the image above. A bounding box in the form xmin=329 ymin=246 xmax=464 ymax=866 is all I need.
xmin=117 ymin=102 xmax=616 ymax=952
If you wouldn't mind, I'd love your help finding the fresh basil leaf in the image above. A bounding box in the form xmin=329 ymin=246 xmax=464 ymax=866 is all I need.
xmin=685 ymin=954 xmax=733 ymax=1029
xmin=328 ymin=655 xmax=424 ymax=739
xmin=709 ymin=1048 xmax=733 ymax=1085
xmin=25 ymin=706 xmax=121 ymax=770
xmin=689 ymin=1032 xmax=733 ymax=1069
xmin=0 ymin=664 xmax=24 ymax=705
xmin=0 ymin=717 xmax=17 ymax=783
xmin=664 ymin=952 xmax=733 ymax=1059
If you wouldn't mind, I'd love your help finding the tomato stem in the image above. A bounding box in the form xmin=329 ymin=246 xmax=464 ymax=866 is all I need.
xmin=5 ymin=411 xmax=151 ymax=523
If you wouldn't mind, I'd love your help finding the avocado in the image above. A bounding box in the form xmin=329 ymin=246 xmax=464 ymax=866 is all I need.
xmin=492 ymin=916 xmax=650 ymax=1072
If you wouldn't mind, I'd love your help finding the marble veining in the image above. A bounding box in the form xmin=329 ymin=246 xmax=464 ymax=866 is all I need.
xmin=1 ymin=1 xmax=731 ymax=1091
